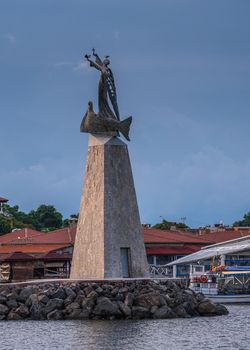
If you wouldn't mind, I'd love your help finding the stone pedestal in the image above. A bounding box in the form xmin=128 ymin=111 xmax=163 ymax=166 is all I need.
xmin=70 ymin=134 xmax=149 ymax=279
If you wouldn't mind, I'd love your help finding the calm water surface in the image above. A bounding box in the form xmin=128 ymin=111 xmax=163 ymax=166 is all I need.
xmin=0 ymin=305 xmax=249 ymax=350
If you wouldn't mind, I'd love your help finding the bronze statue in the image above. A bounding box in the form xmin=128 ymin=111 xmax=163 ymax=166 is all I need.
xmin=80 ymin=49 xmax=132 ymax=141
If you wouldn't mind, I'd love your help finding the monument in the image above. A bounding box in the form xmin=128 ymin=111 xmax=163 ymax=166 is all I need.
xmin=70 ymin=49 xmax=149 ymax=279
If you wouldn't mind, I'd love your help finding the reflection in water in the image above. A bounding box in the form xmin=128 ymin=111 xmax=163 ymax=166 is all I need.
xmin=0 ymin=305 xmax=249 ymax=350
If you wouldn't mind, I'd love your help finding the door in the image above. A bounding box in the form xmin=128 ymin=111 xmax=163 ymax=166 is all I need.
xmin=120 ymin=248 xmax=130 ymax=278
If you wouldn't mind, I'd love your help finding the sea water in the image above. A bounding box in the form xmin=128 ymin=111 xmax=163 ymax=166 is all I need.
xmin=0 ymin=305 xmax=249 ymax=350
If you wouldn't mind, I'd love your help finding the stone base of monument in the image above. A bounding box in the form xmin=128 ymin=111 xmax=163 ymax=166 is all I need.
xmin=70 ymin=135 xmax=149 ymax=279
xmin=0 ymin=279 xmax=228 ymax=320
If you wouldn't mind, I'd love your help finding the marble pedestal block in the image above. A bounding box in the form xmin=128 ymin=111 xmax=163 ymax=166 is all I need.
xmin=70 ymin=134 xmax=149 ymax=279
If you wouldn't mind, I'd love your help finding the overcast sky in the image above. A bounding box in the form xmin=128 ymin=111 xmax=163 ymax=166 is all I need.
xmin=1 ymin=0 xmax=250 ymax=227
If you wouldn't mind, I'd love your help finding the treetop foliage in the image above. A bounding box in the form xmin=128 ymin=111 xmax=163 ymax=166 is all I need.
xmin=0 ymin=204 xmax=68 ymax=235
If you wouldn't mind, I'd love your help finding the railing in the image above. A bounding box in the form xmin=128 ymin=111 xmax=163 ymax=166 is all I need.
xmin=149 ymin=264 xmax=171 ymax=277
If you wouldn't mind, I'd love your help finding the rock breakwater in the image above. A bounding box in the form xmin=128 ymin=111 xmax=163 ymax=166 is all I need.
xmin=0 ymin=279 xmax=228 ymax=320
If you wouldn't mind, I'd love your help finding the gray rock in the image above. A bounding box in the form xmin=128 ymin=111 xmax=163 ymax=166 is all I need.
xmin=38 ymin=294 xmax=50 ymax=305
xmin=64 ymin=296 xmax=75 ymax=307
xmin=51 ymin=288 xmax=66 ymax=300
xmin=132 ymin=306 xmax=151 ymax=319
xmin=7 ymin=292 xmax=18 ymax=300
xmin=7 ymin=311 xmax=22 ymax=320
xmin=114 ymin=293 xmax=124 ymax=302
xmin=93 ymin=297 xmax=121 ymax=317
xmin=6 ymin=299 xmax=18 ymax=309
xmin=0 ymin=304 xmax=9 ymax=315
xmin=30 ymin=301 xmax=45 ymax=320
xmin=214 ymin=303 xmax=229 ymax=316
xmin=0 ymin=315 xmax=6 ymax=320
xmin=66 ymin=308 xmax=91 ymax=319
xmin=47 ymin=310 xmax=63 ymax=320
xmin=18 ymin=286 xmax=35 ymax=303
xmin=153 ymin=305 xmax=176 ymax=319
xmin=195 ymin=292 xmax=206 ymax=302
xmin=84 ymin=286 xmax=93 ymax=297
xmin=16 ymin=304 xmax=30 ymax=318
xmin=75 ymin=294 xmax=85 ymax=305
xmin=197 ymin=300 xmax=229 ymax=316
xmin=65 ymin=302 xmax=80 ymax=314
xmin=124 ymin=293 xmax=134 ymax=307
xmin=0 ymin=295 xmax=7 ymax=303
xmin=95 ymin=287 xmax=103 ymax=294
xmin=44 ymin=298 xmax=64 ymax=315
xmin=65 ymin=287 xmax=76 ymax=299
xmin=117 ymin=301 xmax=131 ymax=317
xmin=119 ymin=287 xmax=129 ymax=294
xmin=25 ymin=294 xmax=39 ymax=307
xmin=173 ymin=305 xmax=190 ymax=318
xmin=110 ymin=287 xmax=119 ymax=296
xmin=134 ymin=292 xmax=162 ymax=308
xmin=87 ymin=291 xmax=98 ymax=300
xmin=183 ymin=301 xmax=200 ymax=317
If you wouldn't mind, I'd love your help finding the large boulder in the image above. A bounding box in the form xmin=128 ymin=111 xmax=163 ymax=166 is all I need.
xmin=0 ymin=304 xmax=9 ymax=315
xmin=7 ymin=311 xmax=22 ymax=320
xmin=0 ymin=295 xmax=7 ymax=303
xmin=124 ymin=293 xmax=134 ymax=307
xmin=30 ymin=301 xmax=45 ymax=320
xmin=153 ymin=305 xmax=176 ymax=319
xmin=16 ymin=304 xmax=30 ymax=318
xmin=44 ymin=298 xmax=64 ymax=315
xmin=93 ymin=297 xmax=121 ymax=318
xmin=134 ymin=292 xmax=165 ymax=308
xmin=131 ymin=306 xmax=151 ymax=319
xmin=197 ymin=299 xmax=228 ymax=316
xmin=117 ymin=301 xmax=131 ymax=317
xmin=18 ymin=286 xmax=35 ymax=303
xmin=47 ymin=309 xmax=63 ymax=320
xmin=50 ymin=287 xmax=66 ymax=300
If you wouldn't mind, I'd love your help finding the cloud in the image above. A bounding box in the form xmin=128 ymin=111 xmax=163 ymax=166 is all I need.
xmin=73 ymin=61 xmax=89 ymax=72
xmin=53 ymin=60 xmax=89 ymax=72
xmin=0 ymin=159 xmax=83 ymax=217
xmin=134 ymin=144 xmax=250 ymax=227
xmin=3 ymin=33 xmax=16 ymax=44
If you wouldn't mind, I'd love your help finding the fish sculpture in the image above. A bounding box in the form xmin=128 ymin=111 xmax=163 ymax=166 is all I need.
xmin=80 ymin=101 xmax=132 ymax=141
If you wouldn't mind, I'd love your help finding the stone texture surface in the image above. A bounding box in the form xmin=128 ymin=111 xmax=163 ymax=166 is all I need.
xmin=0 ymin=279 xmax=229 ymax=321
xmin=70 ymin=134 xmax=149 ymax=279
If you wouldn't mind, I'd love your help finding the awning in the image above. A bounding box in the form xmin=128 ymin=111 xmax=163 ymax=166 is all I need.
xmin=167 ymin=238 xmax=250 ymax=266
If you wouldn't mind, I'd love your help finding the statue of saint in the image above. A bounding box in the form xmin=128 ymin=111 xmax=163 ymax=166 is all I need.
xmin=81 ymin=49 xmax=132 ymax=141
xmin=85 ymin=49 xmax=120 ymax=121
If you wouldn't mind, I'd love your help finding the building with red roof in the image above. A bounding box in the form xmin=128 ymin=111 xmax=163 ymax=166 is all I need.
xmin=1 ymin=224 xmax=248 ymax=281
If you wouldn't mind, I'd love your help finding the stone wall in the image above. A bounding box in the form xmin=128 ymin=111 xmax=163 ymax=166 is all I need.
xmin=0 ymin=279 xmax=228 ymax=320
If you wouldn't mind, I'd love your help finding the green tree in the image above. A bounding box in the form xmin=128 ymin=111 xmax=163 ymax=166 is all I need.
xmin=30 ymin=205 xmax=63 ymax=231
xmin=153 ymin=219 xmax=189 ymax=230
xmin=0 ymin=216 xmax=11 ymax=235
xmin=233 ymin=212 xmax=250 ymax=227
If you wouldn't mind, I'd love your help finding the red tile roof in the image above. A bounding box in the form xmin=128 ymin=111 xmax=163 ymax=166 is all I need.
xmin=0 ymin=228 xmax=42 ymax=244
xmin=146 ymin=245 xmax=202 ymax=255
xmin=197 ymin=229 xmax=250 ymax=243
xmin=0 ymin=244 xmax=71 ymax=254
xmin=0 ymin=227 xmax=76 ymax=245
xmin=142 ymin=227 xmax=213 ymax=244
xmin=0 ymin=197 xmax=8 ymax=203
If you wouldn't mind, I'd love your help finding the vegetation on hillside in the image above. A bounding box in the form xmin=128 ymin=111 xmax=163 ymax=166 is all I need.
xmin=0 ymin=204 xmax=78 ymax=235
xmin=153 ymin=218 xmax=189 ymax=230
xmin=233 ymin=212 xmax=250 ymax=227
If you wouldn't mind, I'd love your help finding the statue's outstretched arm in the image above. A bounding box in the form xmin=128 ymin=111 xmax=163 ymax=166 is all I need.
xmin=92 ymin=48 xmax=103 ymax=66
xmin=85 ymin=54 xmax=102 ymax=71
